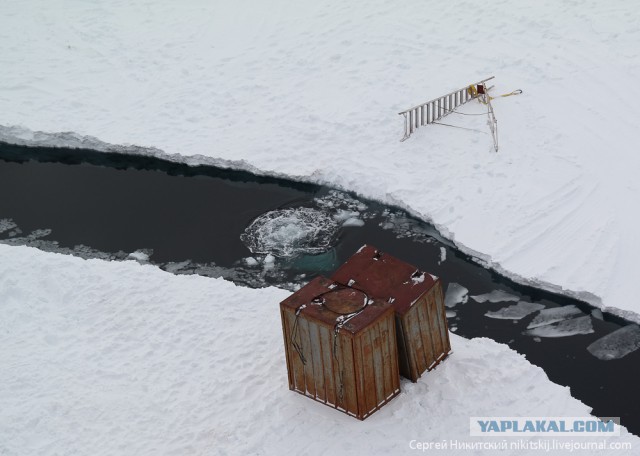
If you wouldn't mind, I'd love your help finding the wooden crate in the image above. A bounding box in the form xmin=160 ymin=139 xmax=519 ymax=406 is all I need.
xmin=332 ymin=245 xmax=451 ymax=382
xmin=280 ymin=276 xmax=401 ymax=420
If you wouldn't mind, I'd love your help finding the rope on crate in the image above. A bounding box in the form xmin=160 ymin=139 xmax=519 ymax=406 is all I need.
xmin=290 ymin=283 xmax=372 ymax=401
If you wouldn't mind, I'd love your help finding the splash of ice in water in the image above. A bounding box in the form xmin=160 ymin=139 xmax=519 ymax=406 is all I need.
xmin=240 ymin=207 xmax=340 ymax=257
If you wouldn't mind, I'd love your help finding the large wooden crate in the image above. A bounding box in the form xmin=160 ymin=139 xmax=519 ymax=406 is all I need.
xmin=280 ymin=276 xmax=401 ymax=420
xmin=332 ymin=245 xmax=451 ymax=382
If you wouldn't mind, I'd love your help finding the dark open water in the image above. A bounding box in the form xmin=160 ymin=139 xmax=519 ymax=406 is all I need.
xmin=0 ymin=142 xmax=637 ymax=434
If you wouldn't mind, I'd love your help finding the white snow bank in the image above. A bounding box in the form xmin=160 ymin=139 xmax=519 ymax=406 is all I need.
xmin=0 ymin=244 xmax=637 ymax=455
xmin=1 ymin=1 xmax=639 ymax=321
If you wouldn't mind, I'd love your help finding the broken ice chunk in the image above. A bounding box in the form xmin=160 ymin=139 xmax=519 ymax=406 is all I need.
xmin=0 ymin=218 xmax=17 ymax=234
xmin=526 ymin=305 xmax=584 ymax=329
xmin=128 ymin=250 xmax=151 ymax=262
xmin=471 ymin=290 xmax=519 ymax=303
xmin=445 ymin=283 xmax=468 ymax=308
xmin=485 ymin=301 xmax=544 ymax=320
xmin=591 ymin=309 xmax=604 ymax=320
xmin=244 ymin=257 xmax=259 ymax=267
xmin=587 ymin=324 xmax=640 ymax=360
xmin=342 ymin=217 xmax=365 ymax=227
xmin=445 ymin=310 xmax=457 ymax=318
xmin=525 ymin=316 xmax=594 ymax=338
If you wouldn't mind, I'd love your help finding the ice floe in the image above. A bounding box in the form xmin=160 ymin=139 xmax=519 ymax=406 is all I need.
xmin=587 ymin=324 xmax=640 ymax=360
xmin=526 ymin=305 xmax=584 ymax=329
xmin=444 ymin=282 xmax=468 ymax=308
xmin=485 ymin=301 xmax=545 ymax=320
xmin=525 ymin=316 xmax=594 ymax=338
xmin=471 ymin=289 xmax=520 ymax=303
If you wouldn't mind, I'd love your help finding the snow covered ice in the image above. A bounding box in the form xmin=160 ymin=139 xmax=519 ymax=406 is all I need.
xmin=525 ymin=315 xmax=594 ymax=338
xmin=484 ymin=301 xmax=545 ymax=320
xmin=240 ymin=207 xmax=339 ymax=257
xmin=1 ymin=244 xmax=638 ymax=455
xmin=587 ymin=324 xmax=640 ymax=360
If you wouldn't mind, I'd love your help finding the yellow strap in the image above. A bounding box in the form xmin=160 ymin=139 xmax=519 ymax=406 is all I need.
xmin=468 ymin=85 xmax=522 ymax=104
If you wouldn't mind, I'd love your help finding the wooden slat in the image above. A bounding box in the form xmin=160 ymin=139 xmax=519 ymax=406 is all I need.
xmin=411 ymin=302 xmax=431 ymax=379
xmin=308 ymin=322 xmax=325 ymax=402
xmin=283 ymin=309 xmax=306 ymax=393
xmin=319 ymin=326 xmax=336 ymax=406
xmin=370 ymin=323 xmax=385 ymax=406
xmin=359 ymin=332 xmax=376 ymax=414
xmin=416 ymin=296 xmax=436 ymax=370
xmin=427 ymin=291 xmax=445 ymax=360
xmin=298 ymin=317 xmax=316 ymax=397
xmin=341 ymin=335 xmax=358 ymax=416
xmin=331 ymin=330 xmax=346 ymax=410
xmin=405 ymin=309 xmax=426 ymax=381
xmin=379 ymin=315 xmax=393 ymax=398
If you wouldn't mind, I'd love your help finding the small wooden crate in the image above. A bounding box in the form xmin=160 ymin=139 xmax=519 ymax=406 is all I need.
xmin=280 ymin=276 xmax=400 ymax=420
xmin=332 ymin=245 xmax=451 ymax=382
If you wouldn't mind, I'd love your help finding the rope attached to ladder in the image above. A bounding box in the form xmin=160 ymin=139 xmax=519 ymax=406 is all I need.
xmin=468 ymin=84 xmax=522 ymax=104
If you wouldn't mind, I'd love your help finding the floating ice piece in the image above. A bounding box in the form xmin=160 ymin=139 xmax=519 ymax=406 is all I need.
xmin=263 ymin=254 xmax=276 ymax=269
xmin=241 ymin=207 xmax=339 ymax=257
xmin=471 ymin=290 xmax=519 ymax=303
xmin=591 ymin=309 xmax=604 ymax=320
xmin=587 ymin=324 xmax=640 ymax=360
xmin=0 ymin=218 xmax=17 ymax=234
xmin=333 ymin=209 xmax=360 ymax=222
xmin=439 ymin=247 xmax=446 ymax=263
xmin=525 ymin=316 xmax=594 ymax=338
xmin=485 ymin=301 xmax=544 ymax=320
xmin=128 ymin=250 xmax=151 ymax=262
xmin=342 ymin=217 xmax=365 ymax=227
xmin=244 ymin=257 xmax=258 ymax=267
xmin=526 ymin=305 xmax=584 ymax=329
xmin=445 ymin=310 xmax=457 ymax=318
xmin=445 ymin=283 xmax=468 ymax=308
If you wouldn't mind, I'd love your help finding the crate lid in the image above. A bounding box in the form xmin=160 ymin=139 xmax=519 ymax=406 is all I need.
xmin=280 ymin=276 xmax=393 ymax=335
xmin=331 ymin=244 xmax=439 ymax=315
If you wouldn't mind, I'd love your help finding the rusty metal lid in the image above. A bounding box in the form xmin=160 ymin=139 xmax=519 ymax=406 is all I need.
xmin=280 ymin=276 xmax=393 ymax=335
xmin=331 ymin=244 xmax=439 ymax=315
xmin=320 ymin=287 xmax=368 ymax=315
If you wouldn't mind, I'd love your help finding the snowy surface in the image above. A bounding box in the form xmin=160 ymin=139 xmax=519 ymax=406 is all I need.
xmin=1 ymin=244 xmax=638 ymax=455
xmin=1 ymin=1 xmax=639 ymax=321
